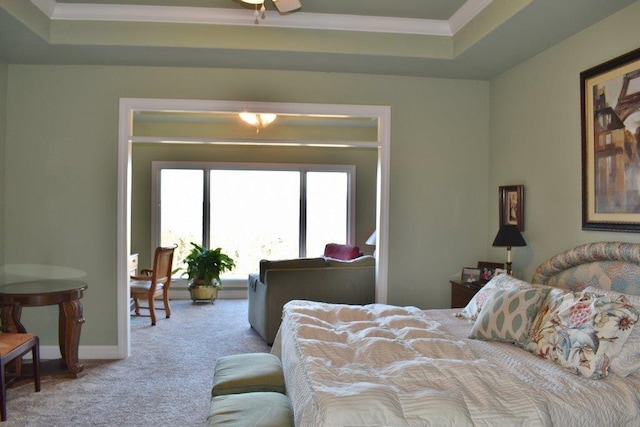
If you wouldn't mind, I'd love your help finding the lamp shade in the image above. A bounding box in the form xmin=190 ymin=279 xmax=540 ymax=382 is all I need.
xmin=366 ymin=231 xmax=377 ymax=246
xmin=492 ymin=224 xmax=526 ymax=247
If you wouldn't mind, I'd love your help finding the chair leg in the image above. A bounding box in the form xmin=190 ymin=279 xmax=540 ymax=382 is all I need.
xmin=0 ymin=359 xmax=7 ymax=422
xmin=148 ymin=296 xmax=157 ymax=326
xmin=134 ymin=298 xmax=140 ymax=316
xmin=32 ymin=338 xmax=41 ymax=393
xmin=163 ymin=290 xmax=171 ymax=319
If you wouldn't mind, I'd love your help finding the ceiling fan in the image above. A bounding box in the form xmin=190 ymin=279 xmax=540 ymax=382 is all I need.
xmin=240 ymin=0 xmax=302 ymax=19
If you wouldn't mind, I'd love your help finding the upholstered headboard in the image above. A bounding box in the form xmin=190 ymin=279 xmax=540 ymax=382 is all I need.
xmin=531 ymin=242 xmax=640 ymax=296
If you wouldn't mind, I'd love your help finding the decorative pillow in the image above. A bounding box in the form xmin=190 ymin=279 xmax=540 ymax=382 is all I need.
xmin=525 ymin=290 xmax=639 ymax=379
xmin=583 ymin=286 xmax=640 ymax=377
xmin=470 ymin=287 xmax=548 ymax=346
xmin=323 ymin=243 xmax=362 ymax=261
xmin=458 ymin=274 xmax=537 ymax=321
xmin=526 ymin=287 xmax=566 ymax=335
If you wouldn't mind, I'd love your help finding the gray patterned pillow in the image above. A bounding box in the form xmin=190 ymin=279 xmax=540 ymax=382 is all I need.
xmin=470 ymin=287 xmax=548 ymax=346
xmin=458 ymin=274 xmax=534 ymax=321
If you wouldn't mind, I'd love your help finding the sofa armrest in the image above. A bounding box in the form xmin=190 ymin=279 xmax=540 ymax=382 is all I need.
xmin=248 ymin=273 xmax=269 ymax=342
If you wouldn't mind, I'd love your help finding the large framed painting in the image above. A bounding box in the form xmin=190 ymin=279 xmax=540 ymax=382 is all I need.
xmin=581 ymin=47 xmax=640 ymax=232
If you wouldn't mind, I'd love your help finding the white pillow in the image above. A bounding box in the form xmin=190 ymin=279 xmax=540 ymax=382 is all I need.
xmin=584 ymin=286 xmax=640 ymax=377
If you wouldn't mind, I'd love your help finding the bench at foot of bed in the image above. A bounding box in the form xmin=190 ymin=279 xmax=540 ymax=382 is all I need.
xmin=207 ymin=391 xmax=294 ymax=427
xmin=211 ymin=353 xmax=285 ymax=396
xmin=208 ymin=353 xmax=293 ymax=426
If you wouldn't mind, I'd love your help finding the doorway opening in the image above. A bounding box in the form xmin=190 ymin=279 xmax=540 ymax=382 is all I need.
xmin=117 ymin=99 xmax=391 ymax=358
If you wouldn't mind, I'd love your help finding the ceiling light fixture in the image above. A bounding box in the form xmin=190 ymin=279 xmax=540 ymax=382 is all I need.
xmin=240 ymin=0 xmax=302 ymax=24
xmin=241 ymin=0 xmax=266 ymax=24
xmin=239 ymin=112 xmax=277 ymax=133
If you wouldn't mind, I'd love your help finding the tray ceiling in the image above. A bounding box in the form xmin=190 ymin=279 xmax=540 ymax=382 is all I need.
xmin=0 ymin=0 xmax=636 ymax=79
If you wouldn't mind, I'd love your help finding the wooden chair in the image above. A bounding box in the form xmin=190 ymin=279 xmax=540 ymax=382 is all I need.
xmin=0 ymin=302 xmax=41 ymax=421
xmin=130 ymin=245 xmax=177 ymax=326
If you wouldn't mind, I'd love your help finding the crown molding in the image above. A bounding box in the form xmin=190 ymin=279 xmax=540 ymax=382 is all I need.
xmin=449 ymin=0 xmax=493 ymax=33
xmin=31 ymin=0 xmax=57 ymax=17
xmin=30 ymin=0 xmax=492 ymax=36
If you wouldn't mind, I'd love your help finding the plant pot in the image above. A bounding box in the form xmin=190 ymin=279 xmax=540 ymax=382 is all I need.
xmin=188 ymin=282 xmax=218 ymax=303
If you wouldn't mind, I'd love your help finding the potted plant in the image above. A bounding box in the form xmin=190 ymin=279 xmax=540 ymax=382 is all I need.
xmin=181 ymin=242 xmax=236 ymax=302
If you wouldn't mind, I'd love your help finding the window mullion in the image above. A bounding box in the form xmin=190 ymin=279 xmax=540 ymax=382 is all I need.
xmin=299 ymin=171 xmax=307 ymax=258
xmin=203 ymin=168 xmax=211 ymax=248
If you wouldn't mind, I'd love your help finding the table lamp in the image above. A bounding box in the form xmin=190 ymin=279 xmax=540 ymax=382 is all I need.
xmin=492 ymin=224 xmax=526 ymax=275
xmin=366 ymin=231 xmax=377 ymax=246
xmin=366 ymin=231 xmax=377 ymax=256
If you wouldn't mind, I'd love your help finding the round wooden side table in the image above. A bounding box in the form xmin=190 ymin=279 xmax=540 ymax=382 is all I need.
xmin=0 ymin=280 xmax=88 ymax=378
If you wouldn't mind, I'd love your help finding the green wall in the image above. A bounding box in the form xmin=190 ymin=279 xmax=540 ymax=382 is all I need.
xmin=4 ymin=66 xmax=489 ymax=347
xmin=0 ymin=60 xmax=5 ymax=265
xmin=131 ymin=143 xmax=379 ymax=269
xmin=7 ymin=0 xmax=640 ymax=352
xmin=489 ymin=1 xmax=640 ymax=280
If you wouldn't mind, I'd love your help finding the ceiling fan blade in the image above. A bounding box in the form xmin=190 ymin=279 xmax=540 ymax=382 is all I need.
xmin=272 ymin=0 xmax=301 ymax=13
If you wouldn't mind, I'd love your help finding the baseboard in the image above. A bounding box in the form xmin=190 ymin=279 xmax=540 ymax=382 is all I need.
xmin=29 ymin=345 xmax=122 ymax=360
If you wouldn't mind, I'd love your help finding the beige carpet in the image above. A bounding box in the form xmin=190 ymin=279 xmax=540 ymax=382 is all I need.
xmin=4 ymin=299 xmax=270 ymax=426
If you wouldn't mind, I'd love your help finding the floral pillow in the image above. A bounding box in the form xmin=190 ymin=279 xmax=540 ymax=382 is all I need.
xmin=525 ymin=290 xmax=639 ymax=379
xmin=583 ymin=286 xmax=640 ymax=377
xmin=457 ymin=274 xmax=540 ymax=321
xmin=470 ymin=287 xmax=548 ymax=346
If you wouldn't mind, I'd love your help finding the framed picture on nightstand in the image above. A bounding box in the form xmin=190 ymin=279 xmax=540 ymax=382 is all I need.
xmin=461 ymin=267 xmax=481 ymax=285
xmin=477 ymin=261 xmax=504 ymax=284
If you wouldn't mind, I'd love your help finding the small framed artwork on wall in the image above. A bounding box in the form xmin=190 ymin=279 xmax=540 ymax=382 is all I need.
xmin=499 ymin=185 xmax=524 ymax=231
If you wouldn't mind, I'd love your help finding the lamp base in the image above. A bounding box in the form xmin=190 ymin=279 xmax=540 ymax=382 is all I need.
xmin=506 ymin=261 xmax=513 ymax=276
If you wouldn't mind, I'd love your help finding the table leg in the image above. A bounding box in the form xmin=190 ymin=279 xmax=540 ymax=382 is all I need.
xmin=58 ymin=299 xmax=86 ymax=376
xmin=0 ymin=305 xmax=24 ymax=333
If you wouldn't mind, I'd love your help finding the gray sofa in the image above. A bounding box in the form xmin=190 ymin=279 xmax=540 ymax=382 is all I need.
xmin=248 ymin=255 xmax=376 ymax=344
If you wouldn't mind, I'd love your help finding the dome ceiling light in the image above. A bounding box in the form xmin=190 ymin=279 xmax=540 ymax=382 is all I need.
xmin=239 ymin=112 xmax=278 ymax=133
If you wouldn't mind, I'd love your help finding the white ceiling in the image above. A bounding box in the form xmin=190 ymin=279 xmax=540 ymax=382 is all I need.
xmin=0 ymin=0 xmax=637 ymax=79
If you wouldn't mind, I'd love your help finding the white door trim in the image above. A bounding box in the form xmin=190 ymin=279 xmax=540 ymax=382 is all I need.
xmin=116 ymin=98 xmax=391 ymax=358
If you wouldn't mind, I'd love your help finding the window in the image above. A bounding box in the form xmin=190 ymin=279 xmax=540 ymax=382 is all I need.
xmin=153 ymin=162 xmax=355 ymax=280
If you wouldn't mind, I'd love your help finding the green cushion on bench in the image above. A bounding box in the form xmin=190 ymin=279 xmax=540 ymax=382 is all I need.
xmin=207 ymin=392 xmax=294 ymax=427
xmin=212 ymin=353 xmax=285 ymax=396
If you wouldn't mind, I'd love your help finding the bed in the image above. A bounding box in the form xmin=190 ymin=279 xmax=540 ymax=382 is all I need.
xmin=271 ymin=242 xmax=640 ymax=426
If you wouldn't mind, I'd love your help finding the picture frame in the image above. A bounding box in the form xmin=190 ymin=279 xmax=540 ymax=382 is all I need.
xmin=581 ymin=47 xmax=640 ymax=232
xmin=461 ymin=267 xmax=481 ymax=285
xmin=498 ymin=185 xmax=524 ymax=231
xmin=476 ymin=261 xmax=504 ymax=284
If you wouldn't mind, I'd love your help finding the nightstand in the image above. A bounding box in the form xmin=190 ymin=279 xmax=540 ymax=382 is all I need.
xmin=450 ymin=280 xmax=482 ymax=308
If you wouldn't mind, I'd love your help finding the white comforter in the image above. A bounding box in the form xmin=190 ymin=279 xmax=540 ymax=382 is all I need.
xmin=272 ymin=300 xmax=640 ymax=427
